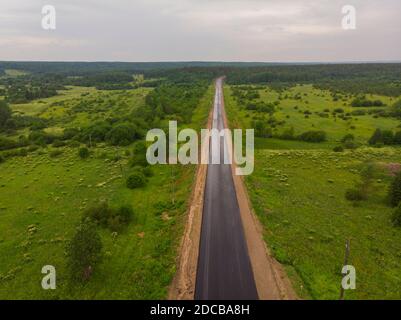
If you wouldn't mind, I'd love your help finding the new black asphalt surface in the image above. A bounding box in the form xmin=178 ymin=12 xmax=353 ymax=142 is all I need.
xmin=195 ymin=79 xmax=259 ymax=300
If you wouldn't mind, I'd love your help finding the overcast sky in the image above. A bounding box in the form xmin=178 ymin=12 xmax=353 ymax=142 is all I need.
xmin=0 ymin=0 xmax=400 ymax=62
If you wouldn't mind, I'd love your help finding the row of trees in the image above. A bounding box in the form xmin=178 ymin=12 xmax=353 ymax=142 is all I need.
xmin=368 ymin=129 xmax=401 ymax=146
xmin=351 ymin=97 xmax=385 ymax=107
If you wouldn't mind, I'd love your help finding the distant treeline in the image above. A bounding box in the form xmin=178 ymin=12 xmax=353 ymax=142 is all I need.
xmin=0 ymin=61 xmax=278 ymax=76
xmin=149 ymin=63 xmax=401 ymax=96
xmin=1 ymin=62 xmax=401 ymax=102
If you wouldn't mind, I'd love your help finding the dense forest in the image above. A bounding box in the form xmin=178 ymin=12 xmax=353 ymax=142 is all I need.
xmin=1 ymin=62 xmax=400 ymax=102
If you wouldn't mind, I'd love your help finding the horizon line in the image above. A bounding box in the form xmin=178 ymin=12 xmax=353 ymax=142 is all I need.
xmin=1 ymin=59 xmax=401 ymax=65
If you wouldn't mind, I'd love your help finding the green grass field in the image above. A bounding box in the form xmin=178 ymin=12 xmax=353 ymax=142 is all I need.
xmin=0 ymin=85 xmax=214 ymax=299
xmin=225 ymin=84 xmax=401 ymax=299
xmin=226 ymin=84 xmax=400 ymax=144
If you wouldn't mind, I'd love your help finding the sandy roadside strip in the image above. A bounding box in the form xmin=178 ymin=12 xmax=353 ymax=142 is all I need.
xmin=220 ymin=82 xmax=298 ymax=300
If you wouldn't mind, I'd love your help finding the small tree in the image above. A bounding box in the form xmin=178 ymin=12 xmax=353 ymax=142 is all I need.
xmin=78 ymin=147 xmax=89 ymax=159
xmin=126 ymin=171 xmax=146 ymax=189
xmin=66 ymin=220 xmax=102 ymax=282
xmin=368 ymin=129 xmax=383 ymax=145
xmin=389 ymin=171 xmax=401 ymax=207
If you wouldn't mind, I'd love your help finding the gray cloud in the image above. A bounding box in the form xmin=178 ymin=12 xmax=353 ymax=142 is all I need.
xmin=0 ymin=0 xmax=400 ymax=61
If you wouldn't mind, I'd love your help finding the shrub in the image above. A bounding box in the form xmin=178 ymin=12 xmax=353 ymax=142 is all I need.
xmin=0 ymin=154 xmax=4 ymax=163
xmin=253 ymin=120 xmax=272 ymax=138
xmin=29 ymin=130 xmax=56 ymax=146
xmin=78 ymin=147 xmax=90 ymax=159
xmin=83 ymin=202 xmax=134 ymax=231
xmin=393 ymin=131 xmax=401 ymax=145
xmin=115 ymin=205 xmax=134 ymax=225
xmin=0 ymin=137 xmax=19 ymax=151
xmin=392 ymin=203 xmax=401 ymax=227
xmin=83 ymin=202 xmax=112 ymax=227
xmin=368 ymin=129 xmax=382 ymax=145
xmin=142 ymin=166 xmax=154 ymax=177
xmin=298 ymin=130 xmax=327 ymax=143
xmin=83 ymin=121 xmax=111 ymax=143
xmin=106 ymin=122 xmax=141 ymax=146
xmin=351 ymin=97 xmax=384 ymax=107
xmin=345 ymin=188 xmax=365 ymax=201
xmin=368 ymin=129 xmax=394 ymax=146
xmin=63 ymin=128 xmax=79 ymax=140
xmin=333 ymin=146 xmax=344 ymax=152
xmin=279 ymin=127 xmax=295 ymax=140
xmin=382 ymin=130 xmax=394 ymax=145
xmin=131 ymin=141 xmax=149 ymax=167
xmin=49 ymin=149 xmax=63 ymax=158
xmin=66 ymin=220 xmax=102 ymax=282
xmin=52 ymin=140 xmax=66 ymax=148
xmin=389 ymin=171 xmax=401 ymax=207
xmin=341 ymin=134 xmax=354 ymax=143
xmin=126 ymin=171 xmax=146 ymax=189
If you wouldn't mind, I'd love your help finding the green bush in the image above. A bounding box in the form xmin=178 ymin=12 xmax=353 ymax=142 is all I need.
xmin=83 ymin=202 xmax=112 ymax=227
xmin=49 ymin=149 xmax=63 ymax=158
xmin=131 ymin=141 xmax=149 ymax=167
xmin=0 ymin=154 xmax=4 ymax=163
xmin=126 ymin=171 xmax=147 ymax=189
xmin=106 ymin=122 xmax=141 ymax=146
xmin=115 ymin=205 xmax=134 ymax=225
xmin=392 ymin=203 xmax=401 ymax=227
xmin=0 ymin=137 xmax=20 ymax=151
xmin=341 ymin=134 xmax=354 ymax=143
xmin=142 ymin=166 xmax=154 ymax=177
xmin=63 ymin=128 xmax=79 ymax=140
xmin=66 ymin=220 xmax=103 ymax=282
xmin=52 ymin=140 xmax=66 ymax=148
xmin=368 ymin=128 xmax=382 ymax=145
xmin=253 ymin=120 xmax=272 ymax=138
xmin=298 ymin=130 xmax=327 ymax=143
xmin=333 ymin=146 xmax=344 ymax=152
xmin=29 ymin=130 xmax=56 ymax=146
xmin=83 ymin=202 xmax=134 ymax=231
xmin=345 ymin=188 xmax=366 ymax=201
xmin=389 ymin=172 xmax=401 ymax=207
xmin=78 ymin=147 xmax=90 ymax=159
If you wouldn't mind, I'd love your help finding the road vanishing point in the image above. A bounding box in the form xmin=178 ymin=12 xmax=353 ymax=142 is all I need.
xmin=195 ymin=78 xmax=259 ymax=300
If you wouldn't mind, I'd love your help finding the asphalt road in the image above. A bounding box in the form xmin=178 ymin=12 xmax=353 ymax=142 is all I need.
xmin=195 ymin=78 xmax=259 ymax=300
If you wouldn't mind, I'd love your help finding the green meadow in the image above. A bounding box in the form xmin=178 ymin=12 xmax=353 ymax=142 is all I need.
xmin=0 ymin=84 xmax=213 ymax=299
xmin=225 ymin=84 xmax=401 ymax=299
